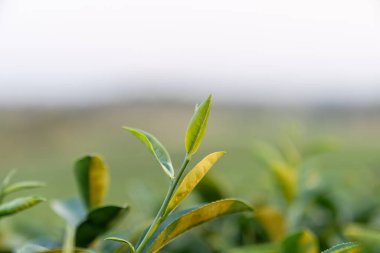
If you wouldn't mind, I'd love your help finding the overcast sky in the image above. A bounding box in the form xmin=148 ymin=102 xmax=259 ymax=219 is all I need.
xmin=0 ymin=0 xmax=380 ymax=106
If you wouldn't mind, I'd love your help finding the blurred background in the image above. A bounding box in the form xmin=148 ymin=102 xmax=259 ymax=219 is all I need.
xmin=0 ymin=0 xmax=380 ymax=249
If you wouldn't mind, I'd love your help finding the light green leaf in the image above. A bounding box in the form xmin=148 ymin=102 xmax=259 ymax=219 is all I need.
xmin=146 ymin=199 xmax=252 ymax=253
xmin=124 ymin=127 xmax=174 ymax=179
xmin=166 ymin=151 xmax=225 ymax=215
xmin=280 ymin=229 xmax=319 ymax=253
xmin=185 ymin=95 xmax=212 ymax=157
xmin=74 ymin=155 xmax=109 ymax=210
xmin=105 ymin=237 xmax=135 ymax=252
xmin=75 ymin=205 xmax=129 ymax=248
xmin=51 ymin=198 xmax=86 ymax=227
xmin=0 ymin=196 xmax=45 ymax=218
xmin=322 ymin=242 xmax=361 ymax=253
xmin=3 ymin=181 xmax=45 ymax=195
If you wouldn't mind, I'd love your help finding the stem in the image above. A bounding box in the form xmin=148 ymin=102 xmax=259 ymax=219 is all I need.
xmin=63 ymin=224 xmax=75 ymax=253
xmin=135 ymin=155 xmax=190 ymax=253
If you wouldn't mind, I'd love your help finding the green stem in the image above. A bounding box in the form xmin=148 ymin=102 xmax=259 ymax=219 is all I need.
xmin=135 ymin=155 xmax=190 ymax=253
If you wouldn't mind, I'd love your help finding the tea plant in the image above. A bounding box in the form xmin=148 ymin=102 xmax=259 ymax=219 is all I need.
xmin=105 ymin=95 xmax=252 ymax=253
xmin=49 ymin=155 xmax=129 ymax=252
xmin=0 ymin=170 xmax=45 ymax=218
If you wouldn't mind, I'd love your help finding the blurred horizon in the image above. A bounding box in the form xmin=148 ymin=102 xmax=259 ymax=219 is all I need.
xmin=1 ymin=0 xmax=380 ymax=107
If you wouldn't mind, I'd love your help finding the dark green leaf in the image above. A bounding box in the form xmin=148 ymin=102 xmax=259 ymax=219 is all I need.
xmin=75 ymin=205 xmax=129 ymax=248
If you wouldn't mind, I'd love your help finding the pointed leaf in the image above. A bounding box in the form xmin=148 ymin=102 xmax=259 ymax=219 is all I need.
xmin=322 ymin=242 xmax=360 ymax=253
xmin=124 ymin=128 xmax=174 ymax=179
xmin=0 ymin=196 xmax=45 ymax=218
xmin=166 ymin=151 xmax=225 ymax=214
xmin=185 ymin=95 xmax=212 ymax=157
xmin=3 ymin=181 xmax=45 ymax=195
xmin=105 ymin=237 xmax=135 ymax=252
xmin=74 ymin=155 xmax=109 ymax=210
xmin=281 ymin=229 xmax=319 ymax=253
xmin=146 ymin=199 xmax=252 ymax=253
xmin=75 ymin=205 xmax=129 ymax=248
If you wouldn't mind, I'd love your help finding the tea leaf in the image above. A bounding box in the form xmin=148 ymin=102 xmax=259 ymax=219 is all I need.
xmin=281 ymin=229 xmax=319 ymax=253
xmin=105 ymin=237 xmax=135 ymax=252
xmin=271 ymin=161 xmax=297 ymax=203
xmin=124 ymin=128 xmax=174 ymax=179
xmin=74 ymin=155 xmax=109 ymax=210
xmin=185 ymin=95 xmax=212 ymax=157
xmin=255 ymin=205 xmax=286 ymax=241
xmin=3 ymin=181 xmax=45 ymax=196
xmin=166 ymin=151 xmax=225 ymax=215
xmin=322 ymin=242 xmax=360 ymax=253
xmin=147 ymin=199 xmax=252 ymax=253
xmin=0 ymin=196 xmax=45 ymax=218
xmin=75 ymin=205 xmax=129 ymax=248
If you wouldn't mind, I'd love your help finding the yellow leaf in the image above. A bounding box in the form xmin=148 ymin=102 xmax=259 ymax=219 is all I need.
xmin=271 ymin=161 xmax=297 ymax=204
xmin=90 ymin=155 xmax=109 ymax=209
xmin=149 ymin=199 xmax=252 ymax=253
xmin=166 ymin=152 xmax=225 ymax=215
xmin=255 ymin=205 xmax=286 ymax=241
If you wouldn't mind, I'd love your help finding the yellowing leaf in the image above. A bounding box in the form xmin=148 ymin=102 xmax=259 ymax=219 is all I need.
xmin=166 ymin=151 xmax=225 ymax=215
xmin=255 ymin=205 xmax=286 ymax=241
xmin=147 ymin=199 xmax=252 ymax=253
xmin=271 ymin=161 xmax=297 ymax=204
xmin=185 ymin=95 xmax=212 ymax=157
xmin=124 ymin=127 xmax=174 ymax=179
xmin=281 ymin=229 xmax=319 ymax=253
xmin=74 ymin=155 xmax=109 ymax=210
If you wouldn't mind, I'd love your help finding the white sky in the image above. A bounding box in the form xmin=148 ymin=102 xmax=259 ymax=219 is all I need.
xmin=0 ymin=0 xmax=380 ymax=105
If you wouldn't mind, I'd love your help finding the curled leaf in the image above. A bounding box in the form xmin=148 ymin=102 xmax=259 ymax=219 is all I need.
xmin=105 ymin=237 xmax=135 ymax=252
xmin=185 ymin=95 xmax=212 ymax=157
xmin=124 ymin=128 xmax=174 ymax=179
xmin=166 ymin=151 xmax=225 ymax=215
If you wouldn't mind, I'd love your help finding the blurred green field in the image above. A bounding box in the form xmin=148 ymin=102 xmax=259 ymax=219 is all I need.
xmin=1 ymin=101 xmax=380 ymax=244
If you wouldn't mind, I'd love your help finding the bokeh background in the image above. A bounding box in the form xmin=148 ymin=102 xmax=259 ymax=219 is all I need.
xmin=0 ymin=0 xmax=380 ymax=248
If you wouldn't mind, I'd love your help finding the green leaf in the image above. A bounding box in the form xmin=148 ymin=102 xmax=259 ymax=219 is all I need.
xmin=74 ymin=155 xmax=109 ymax=210
xmin=124 ymin=127 xmax=174 ymax=179
xmin=0 ymin=196 xmax=45 ymax=218
xmin=165 ymin=151 xmax=225 ymax=215
xmin=322 ymin=242 xmax=361 ymax=253
xmin=3 ymin=181 xmax=45 ymax=195
xmin=146 ymin=199 xmax=252 ymax=253
xmin=280 ymin=229 xmax=319 ymax=253
xmin=105 ymin=237 xmax=135 ymax=252
xmin=185 ymin=95 xmax=212 ymax=157
xmin=75 ymin=205 xmax=129 ymax=248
